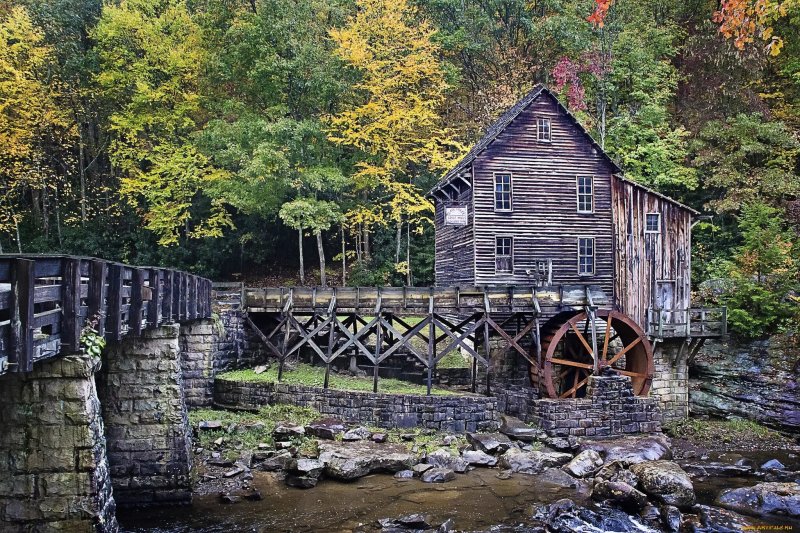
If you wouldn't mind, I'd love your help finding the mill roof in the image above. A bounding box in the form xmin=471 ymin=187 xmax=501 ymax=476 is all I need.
xmin=428 ymin=85 xmax=699 ymax=215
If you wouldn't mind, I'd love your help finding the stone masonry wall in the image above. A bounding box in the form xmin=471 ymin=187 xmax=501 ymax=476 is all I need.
xmin=498 ymin=374 xmax=662 ymax=438
xmin=98 ymin=325 xmax=193 ymax=507
xmin=0 ymin=355 xmax=118 ymax=532
xmin=180 ymin=319 xmax=227 ymax=408
xmin=650 ymin=340 xmax=689 ymax=422
xmin=214 ymin=380 xmax=500 ymax=433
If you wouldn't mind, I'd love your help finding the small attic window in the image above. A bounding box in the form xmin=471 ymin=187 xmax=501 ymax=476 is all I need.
xmin=646 ymin=213 xmax=661 ymax=233
xmin=537 ymin=118 xmax=551 ymax=142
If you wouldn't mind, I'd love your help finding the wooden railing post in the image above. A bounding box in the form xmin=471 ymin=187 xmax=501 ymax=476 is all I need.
xmin=88 ymin=260 xmax=108 ymax=338
xmin=129 ymin=269 xmax=144 ymax=336
xmin=107 ymin=264 xmax=123 ymax=342
xmin=148 ymin=268 xmax=162 ymax=327
xmin=10 ymin=259 xmax=34 ymax=372
xmin=162 ymin=270 xmax=174 ymax=323
xmin=62 ymin=258 xmax=83 ymax=353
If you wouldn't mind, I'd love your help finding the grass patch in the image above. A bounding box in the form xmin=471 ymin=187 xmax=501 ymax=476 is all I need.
xmin=189 ymin=404 xmax=319 ymax=451
xmin=218 ymin=363 xmax=461 ymax=396
xmin=664 ymin=417 xmax=780 ymax=445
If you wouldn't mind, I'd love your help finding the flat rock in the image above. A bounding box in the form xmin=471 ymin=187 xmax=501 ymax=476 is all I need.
xmin=498 ymin=448 xmax=572 ymax=475
xmin=273 ymin=423 xmax=305 ymax=440
xmin=412 ymin=463 xmax=433 ymax=475
xmin=716 ymin=481 xmax=800 ymax=517
xmin=421 ymin=468 xmax=455 ymax=483
xmin=466 ymin=432 xmax=513 ymax=454
xmin=318 ymin=441 xmax=416 ymax=480
xmin=536 ymin=467 xmax=590 ymax=491
xmin=426 ymin=448 xmax=469 ymax=473
xmin=692 ymin=504 xmax=756 ymax=531
xmin=285 ymin=458 xmax=324 ymax=489
xmin=198 ymin=420 xmax=223 ymax=430
xmin=630 ymin=461 xmax=695 ymax=509
xmin=533 ymin=498 xmax=659 ymax=533
xmin=499 ymin=414 xmax=543 ymax=442
xmin=462 ymin=450 xmax=497 ymax=467
xmin=579 ymin=435 xmax=672 ymax=465
xmin=394 ymin=469 xmax=414 ymax=480
xmin=592 ymin=480 xmax=648 ymax=512
xmin=378 ymin=514 xmax=431 ymax=529
xmin=544 ymin=436 xmax=578 ymax=452
xmin=680 ymin=462 xmax=752 ymax=478
xmin=371 ymin=432 xmax=388 ymax=443
xmin=342 ymin=426 xmax=371 ymax=441
xmin=255 ymin=450 xmax=293 ymax=472
xmin=562 ymin=449 xmax=603 ymax=478
xmin=761 ymin=459 xmax=786 ymax=471
xmin=305 ymin=418 xmax=346 ymax=440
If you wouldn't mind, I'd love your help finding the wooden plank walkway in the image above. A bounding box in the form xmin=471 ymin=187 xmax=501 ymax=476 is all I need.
xmin=0 ymin=255 xmax=213 ymax=375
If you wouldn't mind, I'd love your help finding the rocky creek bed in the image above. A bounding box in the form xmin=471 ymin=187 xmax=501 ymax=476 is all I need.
xmin=117 ymin=410 xmax=800 ymax=532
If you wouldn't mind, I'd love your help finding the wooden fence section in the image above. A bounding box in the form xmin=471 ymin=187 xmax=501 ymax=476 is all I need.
xmin=645 ymin=307 xmax=727 ymax=339
xmin=0 ymin=255 xmax=213 ymax=375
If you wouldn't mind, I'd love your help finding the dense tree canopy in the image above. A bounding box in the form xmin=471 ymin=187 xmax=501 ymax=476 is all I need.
xmin=0 ymin=0 xmax=798 ymax=337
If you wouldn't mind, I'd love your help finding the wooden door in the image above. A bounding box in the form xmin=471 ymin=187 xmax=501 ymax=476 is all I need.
xmin=655 ymin=281 xmax=675 ymax=324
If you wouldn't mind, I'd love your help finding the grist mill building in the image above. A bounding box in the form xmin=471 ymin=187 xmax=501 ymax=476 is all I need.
xmin=429 ymin=85 xmax=726 ymax=421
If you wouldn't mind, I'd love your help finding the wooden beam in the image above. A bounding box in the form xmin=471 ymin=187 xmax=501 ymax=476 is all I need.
xmin=10 ymin=259 xmax=34 ymax=372
xmin=106 ymin=264 xmax=123 ymax=342
xmin=129 ymin=269 xmax=144 ymax=336
xmin=88 ymin=260 xmax=107 ymax=338
xmin=61 ymin=258 xmax=82 ymax=353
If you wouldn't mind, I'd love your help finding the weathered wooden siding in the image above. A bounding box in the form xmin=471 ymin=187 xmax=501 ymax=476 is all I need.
xmin=434 ymin=181 xmax=474 ymax=286
xmin=471 ymin=94 xmax=616 ymax=297
xmin=611 ymin=177 xmax=692 ymax=329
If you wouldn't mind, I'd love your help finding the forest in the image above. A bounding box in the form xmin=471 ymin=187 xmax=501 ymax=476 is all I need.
xmin=0 ymin=0 xmax=799 ymax=338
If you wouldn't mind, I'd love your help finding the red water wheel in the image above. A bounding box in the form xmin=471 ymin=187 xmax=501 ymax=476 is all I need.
xmin=532 ymin=309 xmax=654 ymax=399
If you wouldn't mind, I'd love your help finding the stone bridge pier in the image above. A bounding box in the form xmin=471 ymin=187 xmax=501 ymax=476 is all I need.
xmin=0 ymin=319 xmax=219 ymax=531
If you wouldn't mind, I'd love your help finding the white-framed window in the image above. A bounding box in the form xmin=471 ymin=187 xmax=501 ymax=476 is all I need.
xmin=495 ymin=236 xmax=513 ymax=273
xmin=494 ymin=173 xmax=512 ymax=211
xmin=645 ymin=213 xmax=661 ymax=233
xmin=577 ymin=176 xmax=594 ymax=213
xmin=537 ymin=118 xmax=551 ymax=142
xmin=578 ymin=237 xmax=595 ymax=276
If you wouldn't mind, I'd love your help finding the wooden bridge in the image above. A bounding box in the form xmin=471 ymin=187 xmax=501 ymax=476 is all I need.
xmin=0 ymin=255 xmax=212 ymax=375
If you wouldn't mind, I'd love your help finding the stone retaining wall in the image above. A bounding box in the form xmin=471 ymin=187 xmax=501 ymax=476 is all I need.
xmin=650 ymin=339 xmax=689 ymax=422
xmin=497 ymin=374 xmax=662 ymax=438
xmin=0 ymin=354 xmax=118 ymax=532
xmin=214 ymin=380 xmax=500 ymax=432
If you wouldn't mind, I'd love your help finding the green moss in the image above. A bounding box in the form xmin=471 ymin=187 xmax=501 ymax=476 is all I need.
xmin=664 ymin=417 xmax=779 ymax=445
xmin=218 ymin=364 xmax=461 ymax=396
xmin=189 ymin=404 xmax=320 ymax=451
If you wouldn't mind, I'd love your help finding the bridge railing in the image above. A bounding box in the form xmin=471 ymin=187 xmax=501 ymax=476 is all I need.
xmin=645 ymin=306 xmax=727 ymax=339
xmin=0 ymin=255 xmax=212 ymax=374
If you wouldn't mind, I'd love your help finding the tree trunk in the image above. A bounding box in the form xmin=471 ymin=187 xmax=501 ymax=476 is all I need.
xmin=363 ymin=225 xmax=371 ymax=262
xmin=316 ymin=230 xmax=326 ymax=286
xmin=298 ymin=229 xmax=305 ymax=285
xmin=341 ymin=226 xmax=347 ymax=285
xmin=395 ymin=220 xmax=402 ymax=264
xmin=406 ymin=222 xmax=412 ymax=286
xmin=79 ymin=131 xmax=87 ymax=223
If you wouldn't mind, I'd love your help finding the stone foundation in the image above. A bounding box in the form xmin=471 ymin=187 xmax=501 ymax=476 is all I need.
xmin=0 ymin=355 xmax=118 ymax=532
xmin=498 ymin=374 xmax=662 ymax=438
xmin=650 ymin=340 xmax=689 ymax=422
xmin=214 ymin=379 xmax=500 ymax=432
xmin=98 ymin=325 xmax=193 ymax=507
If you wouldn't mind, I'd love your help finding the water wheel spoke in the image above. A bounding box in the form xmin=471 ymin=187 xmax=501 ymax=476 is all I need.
xmin=606 ymin=336 xmax=643 ymax=366
xmin=616 ymin=369 xmax=648 ymax=379
xmin=550 ymin=357 xmax=593 ymax=370
xmin=569 ymin=322 xmax=595 ymax=359
xmin=601 ymin=318 xmax=612 ymax=360
xmin=560 ymin=374 xmax=590 ymax=399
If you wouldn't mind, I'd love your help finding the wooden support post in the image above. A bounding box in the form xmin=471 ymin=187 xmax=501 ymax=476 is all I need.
xmin=88 ymin=260 xmax=107 ymax=337
xmin=427 ymin=288 xmax=434 ymax=396
xmin=471 ymin=353 xmax=478 ymax=393
xmin=483 ymin=293 xmax=491 ymax=396
xmin=162 ymin=270 xmax=174 ymax=323
xmin=130 ymin=269 xmax=144 ymax=336
xmin=148 ymin=268 xmax=162 ymax=327
xmin=189 ymin=276 xmax=197 ymax=320
xmin=107 ymin=264 xmax=123 ymax=342
xmin=373 ymin=317 xmax=382 ymax=393
xmin=62 ymin=258 xmax=82 ymax=353
xmin=10 ymin=259 xmax=34 ymax=372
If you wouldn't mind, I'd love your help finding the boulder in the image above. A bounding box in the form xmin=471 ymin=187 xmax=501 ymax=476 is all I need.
xmin=533 ymin=498 xmax=660 ymax=533
xmin=595 ymin=461 xmax=639 ymax=487
xmin=394 ymin=469 xmax=414 ymax=480
xmin=255 ymin=450 xmax=293 ymax=472
xmin=544 ymin=436 xmax=579 ymax=452
xmin=198 ymin=420 xmax=223 ymax=430
xmin=342 ymin=426 xmax=371 ymax=441
xmin=305 ymin=418 xmax=346 ymax=440
xmin=761 ymin=459 xmax=786 ymax=471
xmin=660 ymin=505 xmax=681 ymax=532
xmin=285 ymin=458 xmax=324 ymax=489
xmin=378 ymin=514 xmax=431 ymax=530
xmin=412 ymin=463 xmax=433 ymax=475
xmin=426 ymin=448 xmax=469 ymax=473
xmin=421 ymin=468 xmax=455 ymax=483
xmin=537 ymin=467 xmax=590 ymax=492
xmin=499 ymin=414 xmax=543 ymax=442
xmin=466 ymin=432 xmax=513 ymax=454
xmin=630 ymin=461 xmax=695 ymax=509
xmin=273 ymin=423 xmax=305 ymax=440
xmin=371 ymin=432 xmax=388 ymax=444
xmin=716 ymin=481 xmax=800 ymax=517
xmin=680 ymin=462 xmax=752 ymax=478
xmin=318 ymin=441 xmax=416 ymax=481
xmin=562 ymin=449 xmax=603 ymax=478
xmin=579 ymin=435 xmax=671 ymax=465
xmin=691 ymin=504 xmax=757 ymax=531
xmin=592 ymin=480 xmax=648 ymax=512
xmin=462 ymin=450 xmax=498 ymax=467
xmin=498 ymin=448 xmax=572 ymax=475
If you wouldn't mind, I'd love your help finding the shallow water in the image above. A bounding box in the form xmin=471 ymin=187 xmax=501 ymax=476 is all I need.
xmin=118 ymin=450 xmax=800 ymax=532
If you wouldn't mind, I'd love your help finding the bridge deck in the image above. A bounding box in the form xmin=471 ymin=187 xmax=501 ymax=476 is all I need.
xmin=0 ymin=255 xmax=212 ymax=375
